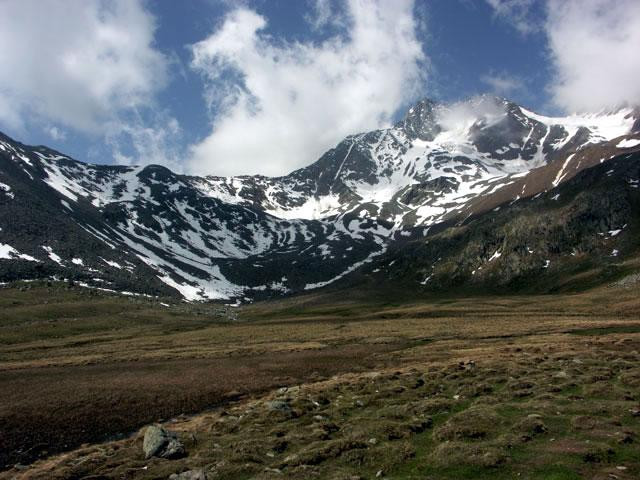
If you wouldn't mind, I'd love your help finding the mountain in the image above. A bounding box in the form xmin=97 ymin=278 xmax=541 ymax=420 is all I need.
xmin=356 ymin=151 xmax=640 ymax=295
xmin=1 ymin=96 xmax=639 ymax=301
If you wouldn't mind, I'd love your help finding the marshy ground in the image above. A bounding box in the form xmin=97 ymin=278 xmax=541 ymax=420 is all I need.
xmin=1 ymin=282 xmax=639 ymax=479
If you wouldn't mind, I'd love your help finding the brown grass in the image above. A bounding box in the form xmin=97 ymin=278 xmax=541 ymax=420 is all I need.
xmin=0 ymin=283 xmax=639 ymax=478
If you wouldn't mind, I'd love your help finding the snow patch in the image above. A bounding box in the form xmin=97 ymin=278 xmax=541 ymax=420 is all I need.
xmin=304 ymin=249 xmax=386 ymax=290
xmin=552 ymin=153 xmax=575 ymax=187
xmin=0 ymin=243 xmax=39 ymax=262
xmin=42 ymin=246 xmax=63 ymax=265
xmin=0 ymin=182 xmax=14 ymax=199
xmin=616 ymin=138 xmax=640 ymax=149
xmin=488 ymin=250 xmax=502 ymax=262
xmin=101 ymin=258 xmax=123 ymax=269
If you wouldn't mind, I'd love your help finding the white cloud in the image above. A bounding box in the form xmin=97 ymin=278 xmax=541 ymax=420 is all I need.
xmin=485 ymin=0 xmax=538 ymax=35
xmin=480 ymin=72 xmax=525 ymax=96
xmin=306 ymin=0 xmax=332 ymax=30
xmin=438 ymin=95 xmax=507 ymax=132
xmin=45 ymin=126 xmax=67 ymax=142
xmin=0 ymin=96 xmax=24 ymax=132
xmin=305 ymin=0 xmax=345 ymax=31
xmin=188 ymin=0 xmax=426 ymax=176
xmin=0 ymin=0 xmax=168 ymax=133
xmin=546 ymin=0 xmax=640 ymax=112
xmin=485 ymin=0 xmax=640 ymax=113
xmin=107 ymin=113 xmax=184 ymax=172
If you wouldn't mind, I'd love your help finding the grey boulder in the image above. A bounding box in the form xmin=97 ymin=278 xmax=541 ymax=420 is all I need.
xmin=143 ymin=424 xmax=185 ymax=459
xmin=267 ymin=399 xmax=295 ymax=418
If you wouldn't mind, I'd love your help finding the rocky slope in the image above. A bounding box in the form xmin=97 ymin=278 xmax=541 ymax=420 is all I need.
xmin=0 ymin=96 xmax=638 ymax=301
xmin=357 ymin=151 xmax=640 ymax=294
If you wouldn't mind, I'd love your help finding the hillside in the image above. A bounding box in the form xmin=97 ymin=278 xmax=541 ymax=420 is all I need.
xmin=356 ymin=151 xmax=640 ymax=294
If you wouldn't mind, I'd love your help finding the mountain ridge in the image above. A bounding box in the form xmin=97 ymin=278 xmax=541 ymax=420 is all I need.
xmin=1 ymin=96 xmax=639 ymax=301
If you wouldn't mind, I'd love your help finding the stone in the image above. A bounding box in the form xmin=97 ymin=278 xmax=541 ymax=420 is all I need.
xmin=143 ymin=425 xmax=185 ymax=459
xmin=276 ymin=386 xmax=300 ymax=396
xmin=412 ymin=378 xmax=425 ymax=388
xmin=268 ymin=400 xmax=292 ymax=412
xmin=169 ymin=469 xmax=207 ymax=480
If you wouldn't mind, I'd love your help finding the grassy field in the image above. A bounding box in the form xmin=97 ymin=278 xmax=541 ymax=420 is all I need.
xmin=1 ymin=281 xmax=639 ymax=479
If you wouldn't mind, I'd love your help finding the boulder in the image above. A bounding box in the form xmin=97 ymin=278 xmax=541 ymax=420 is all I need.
xmin=143 ymin=425 xmax=185 ymax=459
xmin=267 ymin=399 xmax=294 ymax=418
xmin=169 ymin=469 xmax=207 ymax=480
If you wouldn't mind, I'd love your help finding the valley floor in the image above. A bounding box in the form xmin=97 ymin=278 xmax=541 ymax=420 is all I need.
xmin=1 ymin=283 xmax=639 ymax=479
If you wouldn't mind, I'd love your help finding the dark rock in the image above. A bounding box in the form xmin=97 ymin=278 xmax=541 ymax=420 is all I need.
xmin=143 ymin=425 xmax=185 ymax=460
xmin=267 ymin=400 xmax=295 ymax=418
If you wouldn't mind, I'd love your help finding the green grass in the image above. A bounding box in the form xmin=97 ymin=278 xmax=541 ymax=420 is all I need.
xmin=527 ymin=465 xmax=583 ymax=480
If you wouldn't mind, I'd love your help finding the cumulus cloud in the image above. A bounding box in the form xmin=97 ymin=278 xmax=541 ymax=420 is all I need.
xmin=480 ymin=72 xmax=525 ymax=96
xmin=546 ymin=0 xmax=640 ymax=112
xmin=0 ymin=0 xmax=171 ymax=160
xmin=486 ymin=0 xmax=640 ymax=113
xmin=188 ymin=0 xmax=426 ymax=176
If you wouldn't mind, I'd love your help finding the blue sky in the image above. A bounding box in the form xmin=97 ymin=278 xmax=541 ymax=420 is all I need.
xmin=0 ymin=0 xmax=638 ymax=176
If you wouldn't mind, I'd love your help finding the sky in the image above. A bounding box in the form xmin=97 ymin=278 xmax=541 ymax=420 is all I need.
xmin=0 ymin=0 xmax=639 ymax=176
